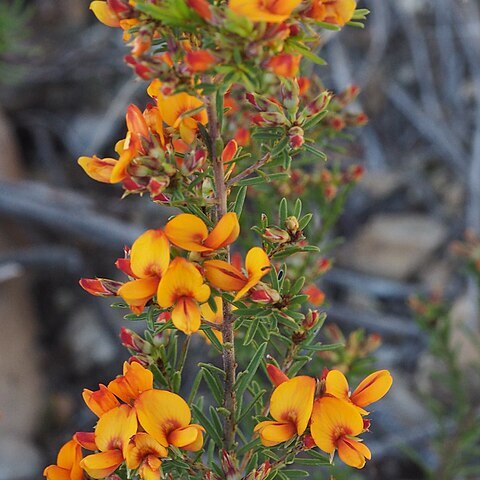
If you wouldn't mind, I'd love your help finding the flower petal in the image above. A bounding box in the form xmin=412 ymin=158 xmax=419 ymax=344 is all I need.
xmin=350 ymin=370 xmax=393 ymax=408
xmin=43 ymin=466 xmax=71 ymax=480
xmin=80 ymin=450 xmax=124 ymax=479
xmin=172 ymin=297 xmax=201 ymax=335
xmin=117 ymin=277 xmax=160 ymax=314
xmin=130 ymin=230 xmax=170 ymax=279
xmin=325 ymin=370 xmax=350 ymax=402
xmin=126 ymin=433 xmax=167 ymax=470
xmin=337 ymin=437 xmax=371 ymax=469
xmin=204 ymin=213 xmax=240 ymax=250
xmin=254 ymin=420 xmax=296 ymax=447
xmin=90 ymin=1 xmax=120 ymax=27
xmin=164 ymin=213 xmax=210 ymax=252
xmin=135 ymin=390 xmax=192 ymax=447
xmin=78 ymin=156 xmax=116 ymax=183
xmin=108 ymin=361 xmax=153 ymax=403
xmin=82 ymin=384 xmax=120 ymax=417
xmin=204 ymin=260 xmax=247 ymax=291
xmin=94 ymin=405 xmax=138 ymax=453
xmin=269 ymin=376 xmax=315 ymax=435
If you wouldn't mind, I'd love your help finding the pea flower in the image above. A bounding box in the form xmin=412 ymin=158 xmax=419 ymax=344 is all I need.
xmin=82 ymin=384 xmax=120 ymax=417
xmin=80 ymin=405 xmax=138 ymax=479
xmin=126 ymin=433 xmax=168 ymax=480
xmin=43 ymin=438 xmax=84 ymax=480
xmin=254 ymin=376 xmax=315 ymax=446
xmin=107 ymin=361 xmax=154 ymax=404
xmin=229 ymin=0 xmax=302 ymax=23
xmin=117 ymin=229 xmax=170 ymax=314
xmin=157 ymin=257 xmax=211 ymax=334
xmin=324 ymin=369 xmax=393 ymax=414
xmin=204 ymin=247 xmax=271 ymax=300
xmin=135 ymin=389 xmax=205 ymax=451
xmin=310 ymin=396 xmax=370 ymax=469
xmin=164 ymin=212 xmax=240 ymax=252
xmin=305 ymin=0 xmax=357 ymax=26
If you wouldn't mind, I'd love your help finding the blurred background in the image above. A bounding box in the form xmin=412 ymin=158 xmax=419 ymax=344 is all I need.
xmin=1 ymin=0 xmax=480 ymax=478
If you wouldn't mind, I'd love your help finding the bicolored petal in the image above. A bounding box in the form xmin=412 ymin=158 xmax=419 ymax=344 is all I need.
xmin=74 ymin=432 xmax=97 ymax=451
xmin=172 ymin=297 xmax=202 ymax=335
xmin=254 ymin=420 xmax=296 ymax=447
xmin=229 ymin=0 xmax=301 ymax=22
xmin=80 ymin=450 xmax=124 ymax=479
xmin=108 ymin=361 xmax=153 ymax=404
xmin=109 ymin=142 xmax=135 ymax=183
xmin=82 ymin=384 xmax=120 ymax=417
xmin=94 ymin=404 xmax=138 ymax=453
xmin=204 ymin=260 xmax=247 ymax=291
xmin=180 ymin=424 xmax=204 ymax=452
xmin=78 ymin=155 xmax=116 ymax=183
xmin=90 ymin=1 xmax=120 ymax=27
xmin=325 ymin=370 xmax=350 ymax=403
xmin=43 ymin=465 xmax=71 ymax=480
xmin=130 ymin=230 xmax=170 ymax=279
xmin=126 ymin=433 xmax=167 ymax=470
xmin=117 ymin=277 xmax=160 ymax=314
xmin=350 ymin=370 xmax=393 ymax=408
xmin=164 ymin=214 xmax=210 ymax=252
xmin=56 ymin=439 xmax=84 ymax=480
xmin=204 ymin=213 xmax=240 ymax=250
xmin=234 ymin=247 xmax=271 ymax=300
xmin=126 ymin=104 xmax=150 ymax=139
xmin=157 ymin=257 xmax=210 ymax=307
xmin=337 ymin=437 xmax=371 ymax=469
xmin=310 ymin=397 xmax=364 ymax=454
xmin=135 ymin=389 xmax=192 ymax=447
xmin=269 ymin=376 xmax=315 ymax=435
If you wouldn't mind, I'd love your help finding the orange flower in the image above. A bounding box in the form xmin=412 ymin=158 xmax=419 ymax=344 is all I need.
xmin=306 ymin=0 xmax=357 ymax=26
xmin=254 ymin=376 xmax=315 ymax=446
xmin=43 ymin=438 xmax=84 ymax=480
xmin=82 ymin=384 xmax=120 ymax=417
xmin=157 ymin=257 xmax=211 ymax=334
xmin=77 ymin=155 xmax=117 ymax=183
xmin=304 ymin=284 xmax=325 ymax=306
xmin=229 ymin=0 xmax=302 ymax=23
xmin=266 ymin=53 xmax=301 ymax=78
xmin=80 ymin=405 xmax=138 ymax=479
xmin=310 ymin=396 xmax=371 ymax=469
xmin=135 ymin=389 xmax=205 ymax=451
xmin=108 ymin=361 xmax=154 ymax=404
xmin=324 ymin=369 xmax=393 ymax=415
xmin=117 ymin=229 xmax=170 ymax=314
xmin=204 ymin=247 xmax=271 ymax=301
xmin=126 ymin=433 xmax=168 ymax=480
xmin=157 ymin=92 xmax=207 ymax=143
xmin=165 ymin=212 xmax=239 ymax=252
xmin=90 ymin=1 xmax=120 ymax=27
xmin=185 ymin=50 xmax=217 ymax=72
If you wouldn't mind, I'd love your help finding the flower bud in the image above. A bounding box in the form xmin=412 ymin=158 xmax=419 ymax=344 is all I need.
xmin=302 ymin=309 xmax=320 ymax=330
xmin=107 ymin=0 xmax=132 ymax=17
xmin=120 ymin=327 xmax=152 ymax=354
xmin=304 ymin=284 xmax=325 ymax=306
xmin=289 ymin=134 xmax=304 ymax=149
xmin=285 ymin=215 xmax=300 ymax=235
xmin=266 ymin=364 xmax=289 ymax=386
xmin=148 ymin=175 xmax=170 ymax=197
xmin=128 ymin=354 xmax=150 ymax=367
xmin=185 ymin=50 xmax=216 ymax=72
xmin=303 ymin=434 xmax=316 ymax=449
xmin=221 ymin=450 xmax=240 ymax=480
xmin=115 ymin=258 xmax=135 ymax=277
xmin=281 ymin=79 xmax=300 ymax=113
xmin=259 ymin=111 xmax=287 ymax=126
xmin=79 ymin=278 xmax=123 ymax=297
xmin=263 ymin=226 xmax=290 ymax=244
xmin=304 ymin=91 xmax=332 ymax=116
xmin=222 ymin=139 xmax=238 ymax=163
xmin=317 ymin=257 xmax=331 ymax=274
xmin=186 ymin=0 xmax=213 ymax=21
xmin=249 ymin=282 xmax=281 ymax=304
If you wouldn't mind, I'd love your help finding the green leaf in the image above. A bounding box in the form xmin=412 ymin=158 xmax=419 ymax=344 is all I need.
xmin=287 ymin=40 xmax=327 ymax=65
xmin=201 ymin=366 xmax=224 ymax=406
xmin=303 ymin=342 xmax=344 ymax=352
xmin=232 ymin=186 xmax=248 ymax=218
xmin=279 ymin=198 xmax=288 ymax=224
xmin=235 ymin=342 xmax=267 ymax=396
xmin=192 ymin=404 xmax=223 ymax=447
xmin=201 ymin=327 xmax=223 ymax=353
xmin=243 ymin=319 xmax=259 ymax=346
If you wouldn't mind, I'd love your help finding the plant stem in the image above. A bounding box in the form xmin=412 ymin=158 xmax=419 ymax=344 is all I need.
xmin=226 ymin=152 xmax=271 ymax=188
xmin=207 ymin=89 xmax=237 ymax=451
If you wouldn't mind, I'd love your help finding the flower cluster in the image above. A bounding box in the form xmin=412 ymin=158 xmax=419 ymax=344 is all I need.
xmin=80 ymin=212 xmax=270 ymax=334
xmin=256 ymin=366 xmax=392 ymax=468
xmin=45 ymin=361 xmax=204 ymax=479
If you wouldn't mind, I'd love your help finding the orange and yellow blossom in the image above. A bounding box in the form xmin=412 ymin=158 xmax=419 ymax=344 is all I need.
xmin=305 ymin=0 xmax=357 ymax=26
xmin=204 ymin=247 xmax=271 ymax=301
xmin=156 ymin=91 xmax=208 ymax=144
xmin=43 ymin=437 xmax=84 ymax=480
xmin=325 ymin=369 xmax=393 ymax=415
xmin=266 ymin=53 xmax=301 ymax=78
xmin=310 ymin=396 xmax=371 ymax=469
xmin=135 ymin=389 xmax=205 ymax=451
xmin=164 ymin=212 xmax=240 ymax=253
xmin=80 ymin=404 xmax=138 ymax=479
xmin=254 ymin=376 xmax=316 ymax=446
xmin=229 ymin=0 xmax=302 ymax=23
xmin=82 ymin=384 xmax=120 ymax=417
xmin=117 ymin=229 xmax=170 ymax=314
xmin=157 ymin=257 xmax=211 ymax=334
xmin=126 ymin=433 xmax=168 ymax=480
xmin=108 ymin=361 xmax=154 ymax=404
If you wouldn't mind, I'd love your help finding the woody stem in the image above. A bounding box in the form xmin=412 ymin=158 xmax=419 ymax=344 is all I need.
xmin=207 ymin=89 xmax=237 ymax=452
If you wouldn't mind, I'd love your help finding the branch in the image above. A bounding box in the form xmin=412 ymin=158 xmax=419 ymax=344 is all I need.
xmin=226 ymin=153 xmax=271 ymax=188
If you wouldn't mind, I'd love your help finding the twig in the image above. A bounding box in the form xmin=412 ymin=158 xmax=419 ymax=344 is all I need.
xmin=226 ymin=153 xmax=271 ymax=188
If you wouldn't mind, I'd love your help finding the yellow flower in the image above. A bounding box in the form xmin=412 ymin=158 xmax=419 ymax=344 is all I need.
xmin=324 ymin=369 xmax=393 ymax=415
xmin=82 ymin=384 xmax=120 ymax=417
xmin=310 ymin=396 xmax=371 ymax=469
xmin=204 ymin=247 xmax=270 ymax=300
xmin=43 ymin=438 xmax=84 ymax=480
xmin=229 ymin=0 xmax=302 ymax=22
xmin=117 ymin=229 xmax=170 ymax=314
xmin=80 ymin=405 xmax=138 ymax=479
xmin=77 ymin=155 xmax=117 ymax=183
xmin=305 ymin=0 xmax=356 ymax=26
xmin=157 ymin=92 xmax=208 ymax=144
xmin=157 ymin=257 xmax=211 ymax=334
xmin=254 ymin=376 xmax=315 ymax=446
xmin=108 ymin=361 xmax=154 ymax=404
xmin=165 ymin=212 xmax=240 ymax=252
xmin=126 ymin=433 xmax=168 ymax=480
xmin=135 ymin=389 xmax=205 ymax=451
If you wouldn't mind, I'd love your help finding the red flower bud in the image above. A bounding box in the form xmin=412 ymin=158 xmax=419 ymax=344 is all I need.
xmin=303 ymin=433 xmax=316 ymax=449
xmin=187 ymin=0 xmax=213 ymax=21
xmin=120 ymin=327 xmax=151 ymax=354
xmin=266 ymin=364 xmax=289 ymax=386
xmin=79 ymin=278 xmax=122 ymax=297
xmin=115 ymin=258 xmax=135 ymax=277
